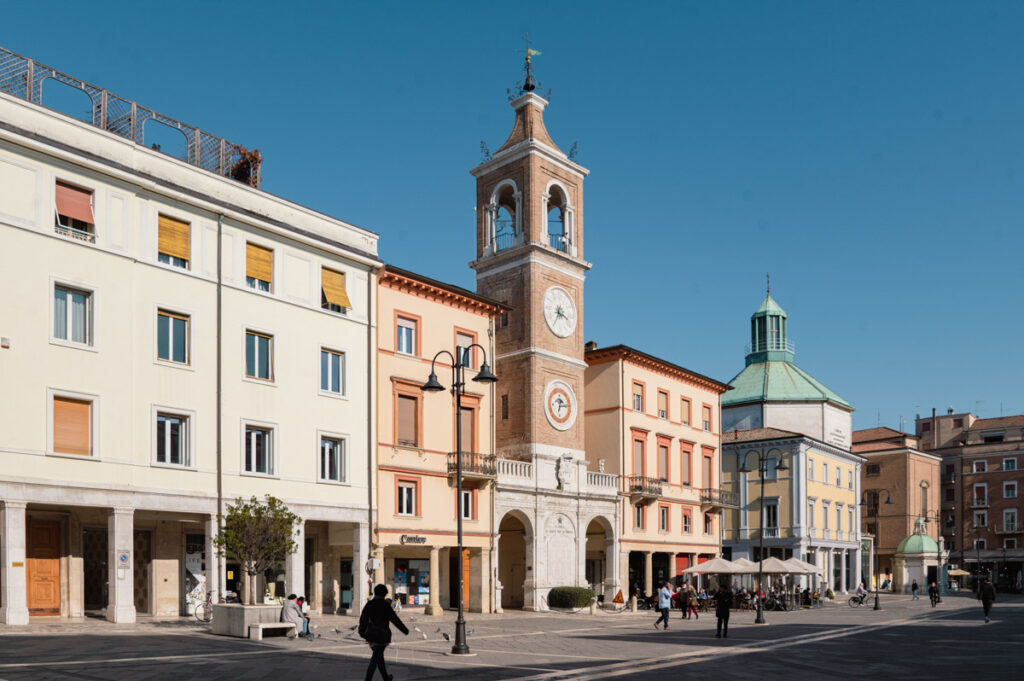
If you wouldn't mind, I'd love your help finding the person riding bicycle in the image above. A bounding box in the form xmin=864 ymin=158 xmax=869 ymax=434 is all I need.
xmin=855 ymin=583 xmax=867 ymax=601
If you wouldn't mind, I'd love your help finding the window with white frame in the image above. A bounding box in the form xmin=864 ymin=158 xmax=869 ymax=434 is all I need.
xmin=1005 ymin=538 xmax=1018 ymax=549
xmin=320 ymin=436 xmax=346 ymax=482
xmin=244 ymin=425 xmax=273 ymax=474
xmin=848 ymin=469 xmax=854 ymax=490
xmin=1005 ymin=481 xmax=1018 ymax=499
xmin=53 ymin=284 xmax=92 ymax=345
xmin=974 ymin=510 xmax=987 ymax=528
xmin=823 ymin=502 xmax=831 ymax=529
xmin=396 ymin=317 xmax=417 ymax=355
xmin=808 ymin=458 xmax=815 ymax=481
xmin=460 ymin=488 xmax=474 ymax=520
xmin=765 ymin=456 xmax=778 ymax=480
xmin=682 ymin=511 xmax=692 ymax=533
xmin=157 ymin=310 xmax=189 ymax=364
xmin=1004 ymin=509 xmax=1018 ymax=532
xmin=976 ymin=538 xmax=987 ymax=550
xmin=1004 ymin=458 xmax=1018 ymax=471
xmin=632 ymin=383 xmax=644 ymax=411
xmin=245 ymin=331 xmax=273 ymax=380
xmin=808 ymin=500 xmax=816 ymax=528
xmin=973 ymin=460 xmax=987 ymax=473
xmin=763 ymin=501 xmax=779 ymax=530
xmin=704 ymin=512 xmax=713 ymax=534
xmin=836 ymin=505 xmax=843 ymax=534
xmin=320 ymin=348 xmax=345 ymax=395
xmin=823 ymin=462 xmax=829 ymax=485
xmin=848 ymin=508 xmax=854 ymax=537
xmin=659 ymin=506 xmax=669 ymax=531
xmin=156 ymin=412 xmax=189 ymax=466
xmin=398 ymin=481 xmax=417 ymax=516
xmin=456 ymin=332 xmax=475 ymax=368
xmin=55 ymin=180 xmax=96 ymax=241
xmin=835 ymin=466 xmax=841 ymax=487
xmin=973 ymin=483 xmax=988 ymax=505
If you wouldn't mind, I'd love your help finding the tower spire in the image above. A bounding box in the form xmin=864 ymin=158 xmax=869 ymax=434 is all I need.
xmin=766 ymin=272 xmax=770 ymax=296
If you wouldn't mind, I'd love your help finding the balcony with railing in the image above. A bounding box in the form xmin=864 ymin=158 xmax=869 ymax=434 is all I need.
xmin=447 ymin=452 xmax=496 ymax=480
xmin=54 ymin=222 xmax=95 ymax=243
xmin=0 ymin=46 xmax=262 ymax=187
xmin=586 ymin=471 xmax=618 ymax=495
xmin=625 ymin=476 xmax=662 ymax=500
xmin=970 ymin=496 xmax=989 ymax=508
xmin=994 ymin=522 xmax=1021 ymax=534
xmin=762 ymin=527 xmax=780 ymax=538
xmin=701 ymin=488 xmax=739 ymax=509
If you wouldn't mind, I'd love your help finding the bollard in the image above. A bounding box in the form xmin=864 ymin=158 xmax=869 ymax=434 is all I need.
xmin=629 ymin=595 xmax=638 ymax=612
xmin=590 ymin=597 xmax=597 ymax=615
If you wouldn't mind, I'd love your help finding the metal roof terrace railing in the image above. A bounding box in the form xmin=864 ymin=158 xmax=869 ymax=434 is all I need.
xmin=745 ymin=338 xmax=796 ymax=355
xmin=0 ymin=46 xmax=262 ymax=188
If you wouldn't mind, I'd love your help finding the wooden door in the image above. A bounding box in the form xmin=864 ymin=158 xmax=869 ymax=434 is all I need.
xmin=27 ymin=520 xmax=61 ymax=615
xmin=462 ymin=549 xmax=471 ymax=606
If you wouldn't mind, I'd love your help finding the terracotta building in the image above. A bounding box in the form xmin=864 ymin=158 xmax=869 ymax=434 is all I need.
xmin=851 ymin=427 xmax=942 ymax=591
xmin=917 ymin=410 xmax=1024 ymax=591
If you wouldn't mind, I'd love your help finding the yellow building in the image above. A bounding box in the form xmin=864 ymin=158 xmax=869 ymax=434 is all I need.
xmin=374 ymin=266 xmax=506 ymax=614
xmin=584 ymin=344 xmax=732 ymax=595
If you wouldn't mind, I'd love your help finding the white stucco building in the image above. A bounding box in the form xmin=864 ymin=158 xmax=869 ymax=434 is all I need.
xmin=0 ymin=47 xmax=380 ymax=624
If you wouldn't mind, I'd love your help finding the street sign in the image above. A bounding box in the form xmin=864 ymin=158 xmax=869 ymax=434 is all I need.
xmin=612 ymin=589 xmax=624 ymax=604
xmin=117 ymin=549 xmax=130 ymax=569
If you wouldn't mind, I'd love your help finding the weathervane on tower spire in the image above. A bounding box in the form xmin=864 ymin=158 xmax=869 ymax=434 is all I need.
xmin=509 ymin=34 xmax=551 ymax=101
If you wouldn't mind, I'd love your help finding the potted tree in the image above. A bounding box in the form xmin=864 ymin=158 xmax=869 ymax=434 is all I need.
xmin=211 ymin=495 xmax=300 ymax=636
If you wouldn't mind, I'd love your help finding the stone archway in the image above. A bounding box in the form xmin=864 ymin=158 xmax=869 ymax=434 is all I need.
xmin=584 ymin=516 xmax=616 ymax=602
xmin=498 ymin=511 xmax=532 ymax=609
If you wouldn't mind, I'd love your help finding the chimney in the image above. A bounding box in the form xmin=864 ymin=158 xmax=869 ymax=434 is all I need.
xmin=585 ymin=341 xmax=598 ymax=352
xmin=932 ymin=408 xmax=938 ymax=450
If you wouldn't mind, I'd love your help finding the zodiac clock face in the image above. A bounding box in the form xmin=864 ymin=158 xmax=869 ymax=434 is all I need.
xmin=544 ymin=380 xmax=578 ymax=431
xmin=542 ymin=286 xmax=577 ymax=338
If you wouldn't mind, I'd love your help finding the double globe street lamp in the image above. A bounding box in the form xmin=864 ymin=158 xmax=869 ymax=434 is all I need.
xmin=860 ymin=488 xmax=894 ymax=610
xmin=420 ymin=344 xmax=497 ymax=656
xmin=739 ymin=450 xmax=788 ymax=624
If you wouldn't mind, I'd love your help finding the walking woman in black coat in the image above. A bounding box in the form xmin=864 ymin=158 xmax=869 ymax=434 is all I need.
xmin=359 ymin=584 xmax=410 ymax=681
xmin=714 ymin=585 xmax=732 ymax=638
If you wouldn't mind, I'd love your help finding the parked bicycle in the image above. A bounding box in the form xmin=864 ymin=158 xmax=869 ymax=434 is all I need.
xmin=194 ymin=592 xmax=215 ymax=623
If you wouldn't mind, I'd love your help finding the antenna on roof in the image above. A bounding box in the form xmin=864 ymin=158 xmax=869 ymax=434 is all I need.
xmin=766 ymin=272 xmax=771 ymax=296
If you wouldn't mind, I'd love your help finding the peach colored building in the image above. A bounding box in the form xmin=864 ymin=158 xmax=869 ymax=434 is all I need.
xmin=374 ymin=266 xmax=506 ymax=614
xmin=852 ymin=427 xmax=942 ymax=589
xmin=584 ymin=344 xmax=732 ymax=595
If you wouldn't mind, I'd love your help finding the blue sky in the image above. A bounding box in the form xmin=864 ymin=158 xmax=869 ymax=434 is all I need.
xmin=5 ymin=1 xmax=1022 ymax=430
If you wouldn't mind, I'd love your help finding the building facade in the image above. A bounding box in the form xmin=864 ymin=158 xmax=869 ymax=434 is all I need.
xmin=0 ymin=52 xmax=379 ymax=624
xmin=584 ymin=344 xmax=732 ymax=595
xmin=851 ymin=427 xmax=942 ymax=591
xmin=721 ymin=294 xmax=863 ymax=591
xmin=373 ymin=266 xmax=505 ymax=613
xmin=471 ymin=82 xmax=619 ymax=610
xmin=917 ymin=410 xmax=1024 ymax=591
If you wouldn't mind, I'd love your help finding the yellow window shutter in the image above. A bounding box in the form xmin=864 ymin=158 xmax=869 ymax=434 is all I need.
xmin=53 ymin=396 xmax=91 ymax=456
xmin=321 ymin=267 xmax=353 ymax=309
xmin=158 ymin=215 xmax=191 ymax=262
xmin=246 ymin=243 xmax=274 ymax=285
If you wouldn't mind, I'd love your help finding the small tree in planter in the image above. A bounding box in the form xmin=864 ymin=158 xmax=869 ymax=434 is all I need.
xmin=215 ymin=495 xmax=300 ymax=605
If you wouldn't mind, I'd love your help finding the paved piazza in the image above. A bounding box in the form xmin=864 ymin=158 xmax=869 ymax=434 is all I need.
xmin=0 ymin=595 xmax=1019 ymax=680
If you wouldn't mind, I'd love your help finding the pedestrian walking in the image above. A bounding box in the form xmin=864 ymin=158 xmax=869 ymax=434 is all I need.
xmin=359 ymin=584 xmax=410 ymax=681
xmin=928 ymin=581 xmax=940 ymax=607
xmin=978 ymin=576 xmax=996 ymax=623
xmin=679 ymin=581 xmax=690 ymax=619
xmin=687 ymin=583 xmax=699 ymax=620
xmin=654 ymin=581 xmax=673 ymax=630
xmin=911 ymin=580 xmax=919 ymax=600
xmin=714 ymin=584 xmax=732 ymax=638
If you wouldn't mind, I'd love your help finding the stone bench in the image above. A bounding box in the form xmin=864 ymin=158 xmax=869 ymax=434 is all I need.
xmin=248 ymin=622 xmax=296 ymax=641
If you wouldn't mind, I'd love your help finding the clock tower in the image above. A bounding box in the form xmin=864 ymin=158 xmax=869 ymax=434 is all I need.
xmin=471 ymin=72 xmax=591 ymax=462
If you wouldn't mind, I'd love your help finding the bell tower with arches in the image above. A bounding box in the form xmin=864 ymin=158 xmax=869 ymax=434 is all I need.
xmin=471 ymin=68 xmax=591 ymax=463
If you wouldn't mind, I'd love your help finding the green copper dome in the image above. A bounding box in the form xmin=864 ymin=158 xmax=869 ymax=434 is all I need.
xmin=896 ymin=519 xmax=939 ymax=554
xmin=723 ymin=293 xmax=852 ymax=409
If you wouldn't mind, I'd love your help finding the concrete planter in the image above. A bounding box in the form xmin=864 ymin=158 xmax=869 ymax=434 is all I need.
xmin=210 ymin=604 xmax=282 ymax=637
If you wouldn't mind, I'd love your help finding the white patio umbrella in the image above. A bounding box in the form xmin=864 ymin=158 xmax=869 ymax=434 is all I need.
xmin=756 ymin=556 xmax=795 ymax=574
xmin=681 ymin=556 xmax=739 ymax=574
xmin=730 ymin=557 xmax=758 ymax=573
xmin=782 ymin=557 xmax=821 ymax=574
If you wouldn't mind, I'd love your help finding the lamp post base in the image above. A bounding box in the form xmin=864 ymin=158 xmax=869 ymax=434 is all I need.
xmin=451 ymin=619 xmax=471 ymax=655
xmin=873 ymin=594 xmax=881 ymax=611
xmin=754 ymin=605 xmax=766 ymax=624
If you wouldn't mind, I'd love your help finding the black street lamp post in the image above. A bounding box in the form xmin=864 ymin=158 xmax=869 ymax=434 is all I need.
xmin=860 ymin=488 xmax=894 ymax=611
xmin=738 ymin=450 xmax=788 ymax=624
xmin=421 ymin=344 xmax=497 ymax=656
xmin=923 ymin=511 xmax=944 ymax=601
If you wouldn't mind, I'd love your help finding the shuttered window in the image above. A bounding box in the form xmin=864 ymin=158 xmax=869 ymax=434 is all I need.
xmin=702 ymin=405 xmax=712 ymax=431
xmin=658 ymin=444 xmax=668 ymax=481
xmin=456 ymin=332 xmax=474 ymax=368
xmin=397 ymin=395 xmax=418 ymax=447
xmin=321 ymin=267 xmax=352 ymax=311
xmin=246 ymin=243 xmax=273 ymax=291
xmin=157 ymin=215 xmax=190 ymax=268
xmin=680 ymin=398 xmax=690 ymax=425
xmin=657 ymin=391 xmax=668 ymax=419
xmin=681 ymin=447 xmax=691 ymax=486
xmin=55 ymin=181 xmax=95 ymax=241
xmin=632 ymin=439 xmax=644 ymax=475
xmin=632 ymin=382 xmax=643 ymax=411
xmin=53 ymin=396 xmax=91 ymax=456
xmin=458 ymin=406 xmax=475 ymax=452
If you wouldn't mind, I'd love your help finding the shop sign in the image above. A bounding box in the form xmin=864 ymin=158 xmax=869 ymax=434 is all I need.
xmin=400 ymin=534 xmax=427 ymax=545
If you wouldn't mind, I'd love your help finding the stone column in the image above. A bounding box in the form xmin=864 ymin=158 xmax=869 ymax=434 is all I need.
xmin=107 ymin=507 xmax=136 ymax=623
xmin=205 ymin=515 xmax=220 ymax=604
xmin=493 ymin=534 xmax=503 ymax=614
xmin=351 ymin=522 xmax=369 ymax=611
xmin=840 ymin=549 xmax=848 ymax=592
xmin=605 ymin=535 xmax=619 ymax=604
xmin=285 ymin=520 xmax=305 ymax=597
xmin=0 ymin=501 xmax=29 ymax=625
xmin=643 ymin=551 xmax=653 ymax=595
xmin=852 ymin=547 xmax=862 ymax=590
xmin=427 ymin=546 xmax=443 ymax=615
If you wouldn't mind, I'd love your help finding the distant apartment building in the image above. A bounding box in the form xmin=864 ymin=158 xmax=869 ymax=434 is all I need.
xmin=374 ymin=266 xmax=506 ymax=613
xmin=584 ymin=344 xmax=732 ymax=595
xmin=721 ymin=294 xmax=863 ymax=592
xmin=0 ymin=47 xmax=380 ymax=624
xmin=851 ymin=428 xmax=942 ymax=590
xmin=917 ymin=410 xmax=1024 ymax=590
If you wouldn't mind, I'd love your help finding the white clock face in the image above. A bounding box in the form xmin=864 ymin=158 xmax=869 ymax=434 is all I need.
xmin=544 ymin=380 xmax=578 ymax=431
xmin=543 ymin=286 xmax=577 ymax=338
